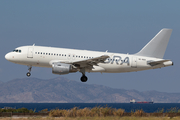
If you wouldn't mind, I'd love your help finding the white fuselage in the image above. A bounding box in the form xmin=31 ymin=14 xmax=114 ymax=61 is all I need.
xmin=5 ymin=45 xmax=173 ymax=73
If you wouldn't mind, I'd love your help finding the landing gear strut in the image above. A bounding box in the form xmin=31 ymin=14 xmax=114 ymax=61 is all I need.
xmin=80 ymin=68 xmax=88 ymax=82
xmin=26 ymin=66 xmax=32 ymax=77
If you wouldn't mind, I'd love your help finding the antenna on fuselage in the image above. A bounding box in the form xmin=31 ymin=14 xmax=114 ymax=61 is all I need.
xmin=33 ymin=43 xmax=35 ymax=46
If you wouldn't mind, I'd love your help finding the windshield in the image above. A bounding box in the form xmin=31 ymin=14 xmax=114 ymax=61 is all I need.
xmin=13 ymin=49 xmax=21 ymax=53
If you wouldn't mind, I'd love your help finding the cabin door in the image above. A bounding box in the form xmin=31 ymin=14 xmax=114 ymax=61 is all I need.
xmin=131 ymin=57 xmax=137 ymax=68
xmin=27 ymin=47 xmax=34 ymax=58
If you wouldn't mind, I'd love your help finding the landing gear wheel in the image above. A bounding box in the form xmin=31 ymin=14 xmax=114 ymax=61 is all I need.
xmin=26 ymin=66 xmax=32 ymax=77
xmin=81 ymin=75 xmax=88 ymax=82
xmin=26 ymin=72 xmax=31 ymax=77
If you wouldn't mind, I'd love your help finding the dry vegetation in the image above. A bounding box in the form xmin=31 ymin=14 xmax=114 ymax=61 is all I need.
xmin=1 ymin=117 xmax=180 ymax=120
xmin=49 ymin=106 xmax=125 ymax=117
xmin=1 ymin=107 xmax=180 ymax=119
xmin=48 ymin=107 xmax=180 ymax=117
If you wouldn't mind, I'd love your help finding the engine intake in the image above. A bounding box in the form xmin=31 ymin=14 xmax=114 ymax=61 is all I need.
xmin=52 ymin=62 xmax=75 ymax=75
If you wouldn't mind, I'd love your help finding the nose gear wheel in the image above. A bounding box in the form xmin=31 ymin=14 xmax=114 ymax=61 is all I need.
xmin=26 ymin=72 xmax=31 ymax=77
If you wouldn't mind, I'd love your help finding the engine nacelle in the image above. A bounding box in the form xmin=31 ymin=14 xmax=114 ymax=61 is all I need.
xmin=52 ymin=62 xmax=74 ymax=75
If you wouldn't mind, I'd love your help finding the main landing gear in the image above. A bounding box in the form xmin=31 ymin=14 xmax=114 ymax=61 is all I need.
xmin=26 ymin=66 xmax=32 ymax=77
xmin=81 ymin=75 xmax=88 ymax=82
xmin=80 ymin=68 xmax=88 ymax=82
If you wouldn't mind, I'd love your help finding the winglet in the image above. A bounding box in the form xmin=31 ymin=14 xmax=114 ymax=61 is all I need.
xmin=135 ymin=29 xmax=172 ymax=58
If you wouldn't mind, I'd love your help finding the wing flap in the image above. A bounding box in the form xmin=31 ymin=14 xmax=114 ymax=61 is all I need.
xmin=70 ymin=55 xmax=109 ymax=68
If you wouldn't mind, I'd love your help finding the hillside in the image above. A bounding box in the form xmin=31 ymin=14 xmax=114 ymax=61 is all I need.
xmin=0 ymin=77 xmax=179 ymax=103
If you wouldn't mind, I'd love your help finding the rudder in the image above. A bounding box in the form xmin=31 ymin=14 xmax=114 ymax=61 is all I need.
xmin=135 ymin=28 xmax=172 ymax=58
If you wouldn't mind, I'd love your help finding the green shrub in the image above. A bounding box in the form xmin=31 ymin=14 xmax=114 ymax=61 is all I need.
xmin=156 ymin=108 xmax=164 ymax=113
xmin=166 ymin=107 xmax=179 ymax=113
xmin=16 ymin=107 xmax=29 ymax=113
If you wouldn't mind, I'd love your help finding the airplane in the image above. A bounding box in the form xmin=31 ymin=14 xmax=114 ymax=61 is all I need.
xmin=5 ymin=28 xmax=173 ymax=82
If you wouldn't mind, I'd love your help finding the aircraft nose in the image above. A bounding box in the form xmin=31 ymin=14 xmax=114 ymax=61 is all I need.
xmin=5 ymin=53 xmax=11 ymax=61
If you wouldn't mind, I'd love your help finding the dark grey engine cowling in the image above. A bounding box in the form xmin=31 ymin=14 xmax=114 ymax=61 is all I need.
xmin=52 ymin=62 xmax=76 ymax=75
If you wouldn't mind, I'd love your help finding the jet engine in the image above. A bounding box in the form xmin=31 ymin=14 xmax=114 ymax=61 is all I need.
xmin=52 ymin=62 xmax=77 ymax=75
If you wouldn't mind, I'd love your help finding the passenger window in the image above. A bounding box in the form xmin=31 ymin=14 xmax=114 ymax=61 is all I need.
xmin=35 ymin=52 xmax=37 ymax=54
xmin=65 ymin=55 xmax=66 ymax=56
xmin=59 ymin=54 xmax=61 ymax=56
xmin=19 ymin=50 xmax=21 ymax=53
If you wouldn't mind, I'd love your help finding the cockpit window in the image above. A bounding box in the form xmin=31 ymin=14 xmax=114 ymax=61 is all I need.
xmin=13 ymin=49 xmax=22 ymax=53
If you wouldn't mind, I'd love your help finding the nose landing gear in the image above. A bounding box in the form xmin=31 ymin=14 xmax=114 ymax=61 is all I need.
xmin=26 ymin=66 xmax=32 ymax=77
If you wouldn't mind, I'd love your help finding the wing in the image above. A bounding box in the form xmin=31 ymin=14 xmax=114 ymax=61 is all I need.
xmin=69 ymin=55 xmax=110 ymax=68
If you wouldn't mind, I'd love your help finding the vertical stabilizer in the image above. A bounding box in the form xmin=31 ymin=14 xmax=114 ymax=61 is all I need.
xmin=135 ymin=29 xmax=172 ymax=58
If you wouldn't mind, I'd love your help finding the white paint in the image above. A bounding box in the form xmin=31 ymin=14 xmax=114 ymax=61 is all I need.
xmin=5 ymin=29 xmax=173 ymax=81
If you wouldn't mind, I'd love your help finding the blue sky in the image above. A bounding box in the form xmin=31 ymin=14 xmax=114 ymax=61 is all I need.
xmin=1 ymin=0 xmax=180 ymax=93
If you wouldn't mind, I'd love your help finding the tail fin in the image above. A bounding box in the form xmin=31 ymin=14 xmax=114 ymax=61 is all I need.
xmin=135 ymin=28 xmax=172 ymax=58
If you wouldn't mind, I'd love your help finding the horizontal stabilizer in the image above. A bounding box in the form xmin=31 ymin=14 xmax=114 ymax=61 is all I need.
xmin=147 ymin=60 xmax=171 ymax=66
